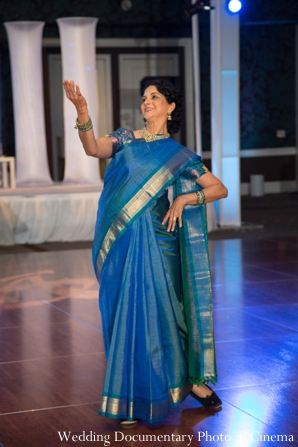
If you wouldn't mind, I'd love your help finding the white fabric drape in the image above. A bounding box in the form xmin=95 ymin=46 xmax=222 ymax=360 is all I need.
xmin=57 ymin=17 xmax=102 ymax=184
xmin=4 ymin=21 xmax=52 ymax=186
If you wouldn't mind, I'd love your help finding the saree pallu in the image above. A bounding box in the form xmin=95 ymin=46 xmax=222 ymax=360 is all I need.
xmin=92 ymin=137 xmax=217 ymax=423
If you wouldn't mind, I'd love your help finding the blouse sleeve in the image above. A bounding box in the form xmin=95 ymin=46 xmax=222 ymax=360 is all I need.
xmin=105 ymin=128 xmax=135 ymax=156
xmin=181 ymin=157 xmax=209 ymax=182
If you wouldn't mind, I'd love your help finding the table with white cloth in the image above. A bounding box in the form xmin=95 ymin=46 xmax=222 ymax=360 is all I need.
xmin=0 ymin=185 xmax=102 ymax=246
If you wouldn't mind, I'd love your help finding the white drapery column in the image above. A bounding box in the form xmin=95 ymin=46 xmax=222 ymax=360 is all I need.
xmin=210 ymin=2 xmax=241 ymax=226
xmin=57 ymin=17 xmax=101 ymax=184
xmin=4 ymin=21 xmax=52 ymax=185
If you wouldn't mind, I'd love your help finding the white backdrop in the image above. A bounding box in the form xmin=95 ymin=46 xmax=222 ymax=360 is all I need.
xmin=57 ymin=17 xmax=102 ymax=184
xmin=4 ymin=21 xmax=53 ymax=186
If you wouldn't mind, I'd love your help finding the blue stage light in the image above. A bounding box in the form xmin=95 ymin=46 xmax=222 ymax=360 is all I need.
xmin=226 ymin=0 xmax=242 ymax=14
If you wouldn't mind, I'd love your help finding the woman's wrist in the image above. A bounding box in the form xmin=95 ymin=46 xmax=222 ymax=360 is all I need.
xmin=77 ymin=107 xmax=89 ymax=121
xmin=177 ymin=193 xmax=197 ymax=206
xmin=180 ymin=192 xmax=206 ymax=206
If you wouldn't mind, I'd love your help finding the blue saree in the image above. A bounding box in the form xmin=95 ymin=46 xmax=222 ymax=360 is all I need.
xmin=92 ymin=129 xmax=217 ymax=423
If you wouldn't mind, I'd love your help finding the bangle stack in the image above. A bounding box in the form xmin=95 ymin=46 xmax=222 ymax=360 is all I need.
xmin=74 ymin=116 xmax=93 ymax=132
xmin=196 ymin=190 xmax=206 ymax=205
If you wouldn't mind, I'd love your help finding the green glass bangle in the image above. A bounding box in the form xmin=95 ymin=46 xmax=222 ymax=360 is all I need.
xmin=74 ymin=116 xmax=93 ymax=131
xmin=201 ymin=189 xmax=206 ymax=204
xmin=196 ymin=190 xmax=206 ymax=205
xmin=77 ymin=123 xmax=93 ymax=132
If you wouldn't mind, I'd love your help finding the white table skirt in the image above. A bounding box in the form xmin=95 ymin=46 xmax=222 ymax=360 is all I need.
xmin=0 ymin=192 xmax=101 ymax=245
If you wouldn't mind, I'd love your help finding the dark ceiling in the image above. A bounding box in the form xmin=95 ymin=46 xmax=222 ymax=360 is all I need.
xmin=1 ymin=0 xmax=298 ymax=41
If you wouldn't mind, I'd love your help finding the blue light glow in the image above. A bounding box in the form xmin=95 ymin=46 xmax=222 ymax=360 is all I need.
xmin=227 ymin=0 xmax=242 ymax=13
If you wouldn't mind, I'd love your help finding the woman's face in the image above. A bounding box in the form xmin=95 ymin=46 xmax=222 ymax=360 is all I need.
xmin=141 ymin=85 xmax=175 ymax=123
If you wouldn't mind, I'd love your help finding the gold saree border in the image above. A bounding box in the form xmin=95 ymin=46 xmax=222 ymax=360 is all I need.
xmin=98 ymin=166 xmax=172 ymax=270
xmin=176 ymin=178 xmax=217 ymax=382
xmin=97 ymin=148 xmax=194 ymax=272
xmin=100 ymin=382 xmax=191 ymax=418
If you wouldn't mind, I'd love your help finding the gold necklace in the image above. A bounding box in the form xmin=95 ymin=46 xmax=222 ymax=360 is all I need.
xmin=139 ymin=127 xmax=170 ymax=142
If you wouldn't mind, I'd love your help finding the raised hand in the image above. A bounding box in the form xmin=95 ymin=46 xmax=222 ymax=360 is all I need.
xmin=62 ymin=80 xmax=87 ymax=112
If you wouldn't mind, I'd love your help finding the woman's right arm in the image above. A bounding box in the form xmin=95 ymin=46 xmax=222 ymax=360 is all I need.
xmin=63 ymin=80 xmax=113 ymax=159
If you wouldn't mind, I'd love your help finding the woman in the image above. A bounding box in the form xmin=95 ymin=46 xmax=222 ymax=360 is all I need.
xmin=63 ymin=78 xmax=228 ymax=428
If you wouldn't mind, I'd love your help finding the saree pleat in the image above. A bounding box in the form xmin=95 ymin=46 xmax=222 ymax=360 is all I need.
xmin=99 ymin=194 xmax=191 ymax=422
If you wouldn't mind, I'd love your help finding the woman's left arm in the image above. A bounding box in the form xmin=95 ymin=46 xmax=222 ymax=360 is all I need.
xmin=194 ymin=171 xmax=228 ymax=203
xmin=162 ymin=172 xmax=228 ymax=231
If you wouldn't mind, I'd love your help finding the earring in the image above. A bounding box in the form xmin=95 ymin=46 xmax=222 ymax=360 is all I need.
xmin=167 ymin=113 xmax=172 ymax=121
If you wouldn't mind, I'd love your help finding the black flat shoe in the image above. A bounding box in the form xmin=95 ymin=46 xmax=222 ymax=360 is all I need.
xmin=190 ymin=385 xmax=222 ymax=409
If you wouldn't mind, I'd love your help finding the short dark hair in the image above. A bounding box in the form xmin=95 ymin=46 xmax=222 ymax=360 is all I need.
xmin=142 ymin=78 xmax=184 ymax=135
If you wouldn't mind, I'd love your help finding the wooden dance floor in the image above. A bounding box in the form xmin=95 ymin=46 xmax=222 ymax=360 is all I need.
xmin=0 ymin=234 xmax=298 ymax=446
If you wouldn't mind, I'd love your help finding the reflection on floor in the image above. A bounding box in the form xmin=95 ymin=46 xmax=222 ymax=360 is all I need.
xmin=0 ymin=236 xmax=298 ymax=447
